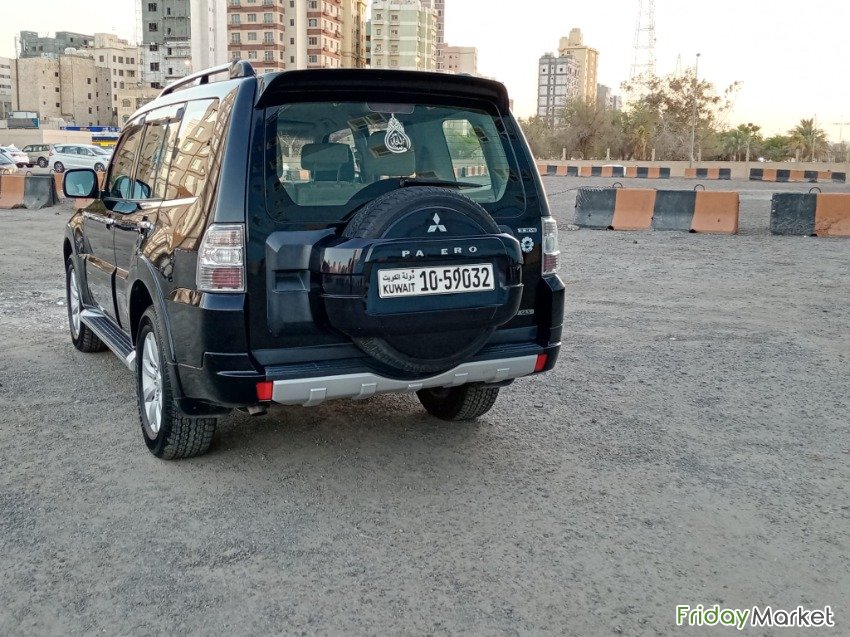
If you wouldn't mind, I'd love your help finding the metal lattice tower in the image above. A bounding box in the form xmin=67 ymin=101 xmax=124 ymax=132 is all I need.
xmin=630 ymin=0 xmax=657 ymax=79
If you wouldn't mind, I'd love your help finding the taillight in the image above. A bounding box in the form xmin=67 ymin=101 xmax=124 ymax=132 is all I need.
xmin=197 ymin=224 xmax=245 ymax=293
xmin=541 ymin=217 xmax=560 ymax=275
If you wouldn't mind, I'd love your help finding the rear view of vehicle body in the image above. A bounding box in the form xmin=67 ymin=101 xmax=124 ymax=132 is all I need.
xmin=21 ymin=144 xmax=52 ymax=168
xmin=62 ymin=63 xmax=564 ymax=459
xmin=0 ymin=146 xmax=29 ymax=167
xmin=0 ymin=152 xmax=17 ymax=174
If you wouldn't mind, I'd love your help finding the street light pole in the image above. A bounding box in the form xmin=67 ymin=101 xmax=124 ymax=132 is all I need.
xmin=689 ymin=53 xmax=701 ymax=168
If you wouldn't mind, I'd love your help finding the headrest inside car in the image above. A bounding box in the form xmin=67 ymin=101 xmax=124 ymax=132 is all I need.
xmin=367 ymin=132 xmax=415 ymax=177
xmin=301 ymin=143 xmax=353 ymax=179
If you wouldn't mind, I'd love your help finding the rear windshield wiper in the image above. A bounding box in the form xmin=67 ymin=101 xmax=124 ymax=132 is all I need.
xmin=397 ymin=178 xmax=482 ymax=189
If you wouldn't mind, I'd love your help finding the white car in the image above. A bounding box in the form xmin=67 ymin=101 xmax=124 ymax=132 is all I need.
xmin=0 ymin=146 xmax=30 ymax=167
xmin=49 ymin=144 xmax=110 ymax=173
xmin=0 ymin=152 xmax=18 ymax=174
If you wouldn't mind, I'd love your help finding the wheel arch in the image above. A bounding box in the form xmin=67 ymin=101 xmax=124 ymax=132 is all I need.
xmin=129 ymin=280 xmax=154 ymax=347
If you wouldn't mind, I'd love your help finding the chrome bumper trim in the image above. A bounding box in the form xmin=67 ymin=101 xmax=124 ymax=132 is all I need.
xmin=271 ymin=355 xmax=538 ymax=407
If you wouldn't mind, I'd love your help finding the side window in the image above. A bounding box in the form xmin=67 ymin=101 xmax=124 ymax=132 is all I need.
xmin=134 ymin=121 xmax=170 ymax=200
xmin=441 ymin=118 xmax=507 ymax=203
xmin=166 ymin=99 xmax=219 ymax=199
xmin=106 ymin=126 xmax=143 ymax=199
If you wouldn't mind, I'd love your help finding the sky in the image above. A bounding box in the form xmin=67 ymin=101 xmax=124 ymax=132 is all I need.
xmin=2 ymin=0 xmax=849 ymax=139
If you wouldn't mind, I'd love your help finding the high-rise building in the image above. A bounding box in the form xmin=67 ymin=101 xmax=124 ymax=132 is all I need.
xmin=596 ymin=84 xmax=622 ymax=111
xmin=226 ymin=0 xmax=367 ymax=73
xmin=340 ymin=0 xmax=369 ymax=68
xmin=90 ymin=33 xmax=144 ymax=119
xmin=537 ymin=52 xmax=580 ymax=127
xmin=19 ymin=31 xmax=94 ymax=58
xmin=422 ymin=0 xmax=445 ymax=70
xmin=141 ymin=0 xmax=228 ymax=88
xmin=367 ymin=0 xmax=437 ymax=71
xmin=558 ymin=28 xmax=598 ymax=105
xmin=443 ymin=45 xmax=476 ymax=75
xmin=0 ymin=57 xmax=14 ymax=119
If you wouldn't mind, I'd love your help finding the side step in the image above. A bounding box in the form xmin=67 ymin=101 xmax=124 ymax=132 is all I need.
xmin=80 ymin=309 xmax=136 ymax=370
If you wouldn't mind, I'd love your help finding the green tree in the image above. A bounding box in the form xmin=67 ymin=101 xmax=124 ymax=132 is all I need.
xmin=518 ymin=116 xmax=557 ymax=160
xmin=789 ymin=118 xmax=829 ymax=162
xmin=554 ymin=99 xmax=614 ymax=160
xmin=761 ymin=135 xmax=793 ymax=162
xmin=621 ymin=69 xmax=740 ymax=160
xmin=721 ymin=123 xmax=762 ymax=161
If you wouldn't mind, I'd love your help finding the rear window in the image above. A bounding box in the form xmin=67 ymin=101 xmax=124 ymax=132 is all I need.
xmin=259 ymin=101 xmax=523 ymax=222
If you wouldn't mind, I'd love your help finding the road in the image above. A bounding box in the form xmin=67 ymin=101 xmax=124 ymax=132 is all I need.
xmin=1 ymin=180 xmax=848 ymax=634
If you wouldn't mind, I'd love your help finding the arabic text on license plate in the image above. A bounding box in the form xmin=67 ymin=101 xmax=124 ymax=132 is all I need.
xmin=378 ymin=264 xmax=495 ymax=298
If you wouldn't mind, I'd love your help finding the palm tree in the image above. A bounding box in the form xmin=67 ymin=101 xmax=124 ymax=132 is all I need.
xmin=789 ymin=118 xmax=829 ymax=162
xmin=722 ymin=123 xmax=761 ymax=161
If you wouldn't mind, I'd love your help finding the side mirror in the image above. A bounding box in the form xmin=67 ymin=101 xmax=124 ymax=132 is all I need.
xmin=63 ymin=168 xmax=99 ymax=198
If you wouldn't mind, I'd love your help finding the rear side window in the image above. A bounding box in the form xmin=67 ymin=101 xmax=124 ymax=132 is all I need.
xmin=134 ymin=121 xmax=171 ymax=200
xmin=165 ymin=99 xmax=219 ymax=200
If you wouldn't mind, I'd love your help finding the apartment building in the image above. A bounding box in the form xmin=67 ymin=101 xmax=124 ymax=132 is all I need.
xmin=558 ymin=28 xmax=598 ymax=105
xmin=537 ymin=52 xmax=580 ymax=127
xmin=596 ymin=84 xmax=622 ymax=111
xmin=421 ymin=0 xmax=444 ymax=70
xmin=443 ymin=45 xmax=476 ymax=75
xmin=141 ymin=0 xmax=228 ymax=87
xmin=19 ymin=31 xmax=94 ymax=58
xmin=226 ymin=0 xmax=366 ymax=73
xmin=90 ymin=33 xmax=144 ymax=116
xmin=12 ymin=54 xmax=113 ymax=126
xmin=0 ymin=57 xmax=14 ymax=119
xmin=340 ymin=0 xmax=368 ymax=68
xmin=367 ymin=0 xmax=437 ymax=71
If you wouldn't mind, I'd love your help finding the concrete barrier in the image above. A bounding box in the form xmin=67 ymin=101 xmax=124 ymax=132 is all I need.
xmin=626 ymin=166 xmax=671 ymax=179
xmin=22 ymin=174 xmax=60 ymax=210
xmin=575 ymin=187 xmax=739 ymax=234
xmin=0 ymin=174 xmax=27 ymax=209
xmin=751 ymin=168 xmax=846 ymax=183
xmin=771 ymin=193 xmax=850 ymax=237
xmin=685 ymin=168 xmax=732 ymax=180
xmin=536 ymin=164 xmax=626 ymax=178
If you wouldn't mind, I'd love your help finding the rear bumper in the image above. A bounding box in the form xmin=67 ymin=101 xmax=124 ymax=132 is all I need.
xmin=271 ymin=355 xmax=538 ymax=407
xmin=176 ymin=342 xmax=560 ymax=410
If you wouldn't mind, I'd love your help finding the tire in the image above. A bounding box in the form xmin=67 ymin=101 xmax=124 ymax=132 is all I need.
xmin=94 ymin=163 xmax=105 ymax=173
xmin=37 ymin=157 xmax=48 ymax=168
xmin=417 ymin=385 xmax=501 ymax=421
xmin=136 ymin=306 xmax=217 ymax=459
xmin=66 ymin=258 xmax=106 ymax=353
xmin=54 ymin=161 xmax=65 ymax=173
xmin=341 ymin=187 xmax=506 ymax=374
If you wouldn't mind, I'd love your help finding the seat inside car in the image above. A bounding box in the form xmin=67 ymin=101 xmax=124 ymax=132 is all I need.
xmin=292 ymin=142 xmax=361 ymax=206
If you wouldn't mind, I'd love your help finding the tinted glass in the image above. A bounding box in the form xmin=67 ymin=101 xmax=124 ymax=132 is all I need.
xmin=259 ymin=101 xmax=521 ymax=222
xmin=135 ymin=122 xmax=170 ymax=200
xmin=106 ymin=125 xmax=143 ymax=199
xmin=165 ymin=99 xmax=219 ymax=199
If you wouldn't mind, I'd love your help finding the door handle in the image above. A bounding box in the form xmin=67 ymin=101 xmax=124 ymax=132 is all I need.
xmin=83 ymin=211 xmax=113 ymax=226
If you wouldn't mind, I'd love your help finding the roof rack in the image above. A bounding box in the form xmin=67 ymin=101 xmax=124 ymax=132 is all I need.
xmin=158 ymin=61 xmax=255 ymax=98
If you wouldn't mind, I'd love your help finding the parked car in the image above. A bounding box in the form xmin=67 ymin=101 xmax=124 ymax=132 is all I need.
xmin=50 ymin=144 xmax=110 ymax=173
xmin=61 ymin=62 xmax=564 ymax=459
xmin=0 ymin=152 xmax=18 ymax=174
xmin=21 ymin=144 xmax=53 ymax=168
xmin=0 ymin=145 xmax=30 ymax=167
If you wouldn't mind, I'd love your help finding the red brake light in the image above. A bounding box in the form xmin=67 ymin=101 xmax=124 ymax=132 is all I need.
xmin=256 ymin=381 xmax=274 ymax=402
xmin=534 ymin=353 xmax=549 ymax=373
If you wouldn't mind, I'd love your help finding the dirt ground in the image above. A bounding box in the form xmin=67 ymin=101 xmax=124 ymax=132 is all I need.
xmin=1 ymin=178 xmax=848 ymax=635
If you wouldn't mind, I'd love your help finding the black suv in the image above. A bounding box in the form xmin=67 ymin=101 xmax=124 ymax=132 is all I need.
xmin=62 ymin=62 xmax=564 ymax=459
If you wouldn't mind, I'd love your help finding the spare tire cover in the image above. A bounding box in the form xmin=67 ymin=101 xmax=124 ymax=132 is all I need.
xmin=341 ymin=186 xmax=511 ymax=374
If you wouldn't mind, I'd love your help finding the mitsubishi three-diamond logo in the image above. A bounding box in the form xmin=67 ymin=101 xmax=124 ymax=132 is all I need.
xmin=427 ymin=213 xmax=447 ymax=233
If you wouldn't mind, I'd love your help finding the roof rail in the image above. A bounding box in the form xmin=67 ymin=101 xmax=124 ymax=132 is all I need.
xmin=158 ymin=61 xmax=256 ymax=98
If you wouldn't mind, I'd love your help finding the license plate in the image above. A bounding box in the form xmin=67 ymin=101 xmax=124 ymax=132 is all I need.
xmin=378 ymin=264 xmax=495 ymax=298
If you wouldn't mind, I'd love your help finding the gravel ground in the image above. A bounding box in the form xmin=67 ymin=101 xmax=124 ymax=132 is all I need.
xmin=1 ymin=180 xmax=849 ymax=635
